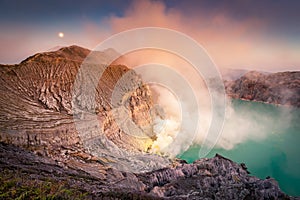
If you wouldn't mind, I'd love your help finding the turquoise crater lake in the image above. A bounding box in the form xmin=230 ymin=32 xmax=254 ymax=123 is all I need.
xmin=179 ymin=100 xmax=300 ymax=196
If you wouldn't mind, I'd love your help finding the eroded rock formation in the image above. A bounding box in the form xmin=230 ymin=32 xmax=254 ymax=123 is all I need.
xmin=0 ymin=45 xmax=167 ymax=173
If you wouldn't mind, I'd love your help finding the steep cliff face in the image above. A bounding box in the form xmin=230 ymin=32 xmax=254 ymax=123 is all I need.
xmin=225 ymin=71 xmax=300 ymax=107
xmin=0 ymin=46 xmax=157 ymax=170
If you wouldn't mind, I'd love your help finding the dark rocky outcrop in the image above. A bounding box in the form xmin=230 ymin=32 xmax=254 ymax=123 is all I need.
xmin=225 ymin=71 xmax=300 ymax=107
xmin=0 ymin=46 xmax=298 ymax=199
xmin=1 ymin=142 xmax=298 ymax=199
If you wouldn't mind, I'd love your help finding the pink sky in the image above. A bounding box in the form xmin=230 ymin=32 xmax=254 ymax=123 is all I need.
xmin=0 ymin=0 xmax=299 ymax=72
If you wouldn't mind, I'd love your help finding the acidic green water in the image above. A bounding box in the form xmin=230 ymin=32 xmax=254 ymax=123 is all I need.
xmin=179 ymin=100 xmax=300 ymax=196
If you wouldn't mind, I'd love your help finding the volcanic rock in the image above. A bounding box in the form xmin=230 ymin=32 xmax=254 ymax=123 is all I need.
xmin=225 ymin=71 xmax=300 ymax=107
xmin=1 ymin=142 xmax=298 ymax=199
xmin=0 ymin=45 xmax=166 ymax=173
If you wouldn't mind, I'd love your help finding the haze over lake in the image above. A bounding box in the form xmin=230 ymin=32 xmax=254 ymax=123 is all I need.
xmin=180 ymin=100 xmax=300 ymax=196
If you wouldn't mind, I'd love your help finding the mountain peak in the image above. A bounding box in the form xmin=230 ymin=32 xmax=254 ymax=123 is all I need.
xmin=21 ymin=45 xmax=121 ymax=65
xmin=21 ymin=45 xmax=91 ymax=64
xmin=57 ymin=45 xmax=89 ymax=53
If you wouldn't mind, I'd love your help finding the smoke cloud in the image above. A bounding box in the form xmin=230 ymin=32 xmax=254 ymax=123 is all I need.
xmin=112 ymin=47 xmax=293 ymax=158
xmin=148 ymin=86 xmax=293 ymax=157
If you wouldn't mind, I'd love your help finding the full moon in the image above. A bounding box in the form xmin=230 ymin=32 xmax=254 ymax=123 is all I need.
xmin=58 ymin=32 xmax=64 ymax=38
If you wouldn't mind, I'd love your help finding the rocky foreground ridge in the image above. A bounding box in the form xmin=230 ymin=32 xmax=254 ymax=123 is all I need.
xmin=1 ymin=142 xmax=297 ymax=199
xmin=0 ymin=46 xmax=299 ymax=199
xmin=225 ymin=71 xmax=300 ymax=107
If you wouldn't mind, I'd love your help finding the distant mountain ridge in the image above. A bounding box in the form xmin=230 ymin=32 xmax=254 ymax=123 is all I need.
xmin=225 ymin=71 xmax=300 ymax=107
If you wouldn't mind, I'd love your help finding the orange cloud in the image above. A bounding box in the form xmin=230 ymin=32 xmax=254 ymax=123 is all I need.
xmin=104 ymin=0 xmax=299 ymax=71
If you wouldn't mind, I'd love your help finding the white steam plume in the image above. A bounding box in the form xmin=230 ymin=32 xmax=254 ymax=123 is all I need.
xmin=112 ymin=49 xmax=292 ymax=158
